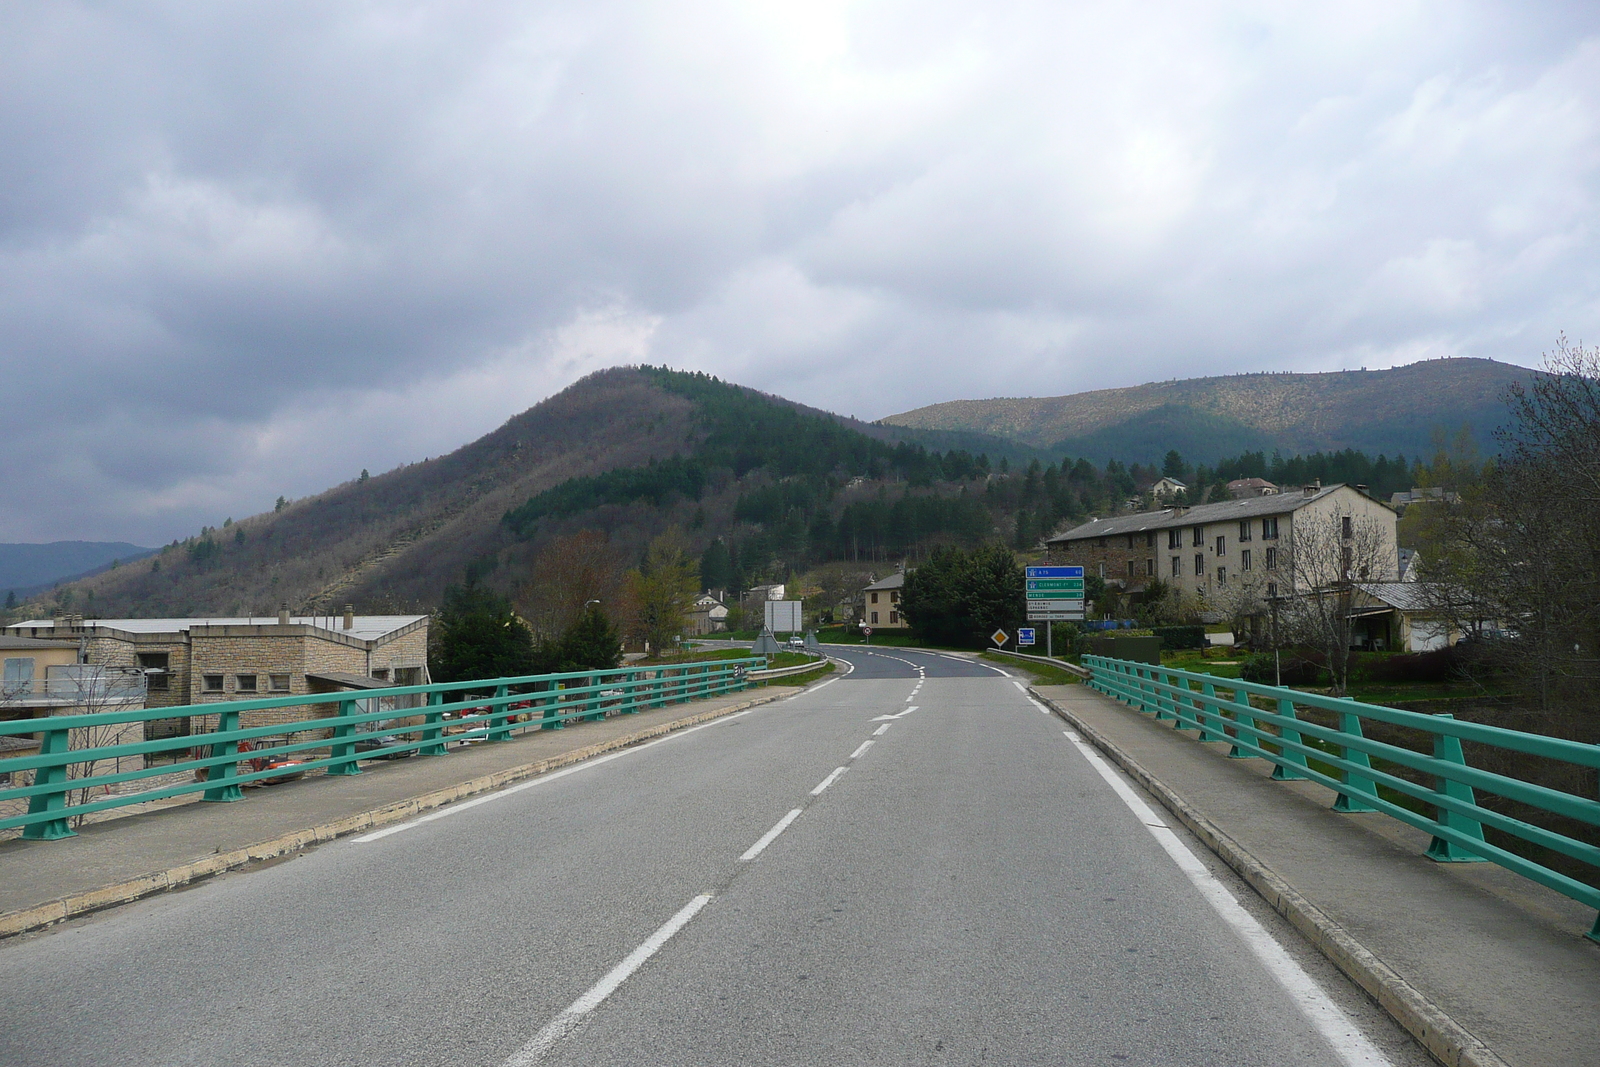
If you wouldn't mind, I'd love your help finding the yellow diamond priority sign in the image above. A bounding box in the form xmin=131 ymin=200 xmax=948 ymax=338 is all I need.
xmin=991 ymin=629 xmax=1009 ymax=647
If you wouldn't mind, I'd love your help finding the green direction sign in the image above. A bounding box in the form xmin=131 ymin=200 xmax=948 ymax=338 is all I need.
xmin=1026 ymin=579 xmax=1084 ymax=592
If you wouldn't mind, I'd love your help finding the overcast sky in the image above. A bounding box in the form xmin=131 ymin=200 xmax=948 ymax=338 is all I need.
xmin=5 ymin=2 xmax=1599 ymax=544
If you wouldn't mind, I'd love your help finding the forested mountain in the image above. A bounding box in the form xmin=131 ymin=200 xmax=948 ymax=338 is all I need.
xmin=25 ymin=366 xmax=1431 ymax=623
xmin=881 ymin=357 xmax=1536 ymax=464
xmin=0 ymin=542 xmax=154 ymax=601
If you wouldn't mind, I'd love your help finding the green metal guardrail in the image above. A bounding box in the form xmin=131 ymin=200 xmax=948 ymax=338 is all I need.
xmin=0 ymin=658 xmax=763 ymax=842
xmin=1083 ymin=655 xmax=1600 ymax=942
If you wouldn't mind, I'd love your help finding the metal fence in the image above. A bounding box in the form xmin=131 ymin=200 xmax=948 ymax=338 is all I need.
xmin=0 ymin=658 xmax=763 ymax=842
xmin=1083 ymin=655 xmax=1600 ymax=942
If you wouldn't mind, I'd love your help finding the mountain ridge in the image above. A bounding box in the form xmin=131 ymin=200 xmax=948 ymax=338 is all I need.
xmin=879 ymin=357 xmax=1537 ymax=463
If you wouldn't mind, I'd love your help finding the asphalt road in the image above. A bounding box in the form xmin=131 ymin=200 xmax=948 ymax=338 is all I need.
xmin=0 ymin=648 xmax=1430 ymax=1067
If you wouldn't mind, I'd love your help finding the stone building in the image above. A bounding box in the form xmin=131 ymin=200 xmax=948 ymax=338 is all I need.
xmin=861 ymin=572 xmax=908 ymax=630
xmin=4 ymin=611 xmax=429 ymax=758
xmin=1045 ymin=483 xmax=1398 ymax=607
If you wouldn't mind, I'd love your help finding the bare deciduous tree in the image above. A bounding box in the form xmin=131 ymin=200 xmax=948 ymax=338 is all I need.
xmin=1277 ymin=508 xmax=1393 ymax=693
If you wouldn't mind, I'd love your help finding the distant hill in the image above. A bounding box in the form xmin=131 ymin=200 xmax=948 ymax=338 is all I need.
xmin=880 ymin=358 xmax=1536 ymax=465
xmin=0 ymin=542 xmax=154 ymax=598
xmin=47 ymin=368 xmax=1036 ymax=620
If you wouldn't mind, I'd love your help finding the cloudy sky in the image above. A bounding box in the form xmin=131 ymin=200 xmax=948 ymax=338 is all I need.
xmin=5 ymin=2 xmax=1600 ymax=544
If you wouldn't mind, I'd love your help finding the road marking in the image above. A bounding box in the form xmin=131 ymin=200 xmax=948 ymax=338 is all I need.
xmin=810 ymin=767 xmax=847 ymax=795
xmin=873 ymin=723 xmax=891 ymax=736
xmin=1063 ymin=732 xmax=1393 ymax=1067
xmin=871 ymin=705 xmax=918 ymax=721
xmin=740 ymin=808 xmax=803 ymax=861
xmin=850 ymin=740 xmax=874 ymax=759
xmin=502 ymin=894 xmax=712 ymax=1065
xmin=810 ymin=678 xmax=839 ymax=692
xmin=354 ymin=709 xmax=758 ymax=842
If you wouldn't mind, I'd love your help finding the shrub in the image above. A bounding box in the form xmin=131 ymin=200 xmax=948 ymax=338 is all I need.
xmin=1240 ymin=652 xmax=1322 ymax=686
xmin=1152 ymin=625 xmax=1206 ymax=650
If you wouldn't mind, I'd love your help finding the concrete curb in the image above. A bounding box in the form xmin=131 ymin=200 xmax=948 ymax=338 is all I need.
xmin=1032 ymin=686 xmax=1511 ymax=1067
xmin=1 ymin=687 xmax=794 ymax=941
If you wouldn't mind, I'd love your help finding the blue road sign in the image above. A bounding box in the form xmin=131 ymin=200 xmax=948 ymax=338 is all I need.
xmin=1018 ymin=627 xmax=1036 ymax=646
xmin=1025 ymin=565 xmax=1084 ymax=579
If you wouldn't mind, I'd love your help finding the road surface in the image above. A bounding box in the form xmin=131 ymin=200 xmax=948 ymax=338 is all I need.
xmin=0 ymin=647 xmax=1429 ymax=1066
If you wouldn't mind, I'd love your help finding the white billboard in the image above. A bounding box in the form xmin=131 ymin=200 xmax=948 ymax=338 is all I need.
xmin=764 ymin=600 xmax=803 ymax=633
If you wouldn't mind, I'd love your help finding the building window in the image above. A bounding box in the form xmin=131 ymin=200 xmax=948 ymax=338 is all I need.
xmin=1191 ymin=526 xmax=1203 ymax=547
xmin=1126 ymin=534 xmax=1135 ymax=549
xmin=1217 ymin=566 xmax=1227 ymax=585
xmin=1146 ymin=531 xmax=1155 ymax=547
xmin=1266 ymin=546 xmax=1278 ymax=570
xmin=1267 ymin=582 xmax=1278 ymax=597
xmin=1194 ymin=553 xmax=1205 ymax=577
xmin=370 ymin=668 xmax=389 ymax=681
xmin=1126 ymin=560 xmax=1136 ymax=577
xmin=269 ymin=674 xmax=291 ymax=692
xmin=1215 ymin=535 xmax=1226 ymax=556
xmin=890 ymin=591 xmax=899 ymax=603
xmin=1168 ymin=529 xmax=1181 ymax=549
xmin=235 ymin=674 xmax=257 ymax=693
xmin=871 ymin=592 xmax=879 ymax=604
xmin=1342 ymin=515 xmax=1353 ymax=539
xmin=1171 ymin=556 xmax=1182 ymax=577
xmin=202 ymin=674 xmax=225 ymax=693
xmin=1241 ymin=549 xmax=1252 ymax=572
xmin=1238 ymin=520 xmax=1252 ymax=542
xmin=889 ymin=611 xmax=899 ymax=624
xmin=871 ymin=611 xmax=879 ymax=624
xmin=1098 ymin=563 xmax=1105 ymax=578
xmin=1145 ymin=558 xmax=1155 ymax=576
xmin=136 ymin=652 xmax=170 ymax=691
xmin=1262 ymin=517 xmax=1279 ymax=539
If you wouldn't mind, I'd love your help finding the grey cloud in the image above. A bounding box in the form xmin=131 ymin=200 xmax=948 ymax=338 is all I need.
xmin=3 ymin=1 xmax=1599 ymax=543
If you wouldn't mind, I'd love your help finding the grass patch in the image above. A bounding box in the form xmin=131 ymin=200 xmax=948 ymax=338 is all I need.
xmin=763 ymin=661 xmax=835 ymax=687
xmin=983 ymin=652 xmax=1081 ymax=686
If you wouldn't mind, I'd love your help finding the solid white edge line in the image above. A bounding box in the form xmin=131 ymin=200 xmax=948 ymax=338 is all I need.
xmin=1011 ymin=679 xmax=1027 ymax=691
xmin=810 ymin=766 xmax=847 ymax=795
xmin=502 ymin=893 xmax=713 ymax=1065
xmin=872 ymin=723 xmax=891 ymax=736
xmin=849 ymin=739 xmax=874 ymax=760
xmin=810 ymin=677 xmax=839 ymax=691
xmin=355 ymin=708 xmax=757 ymax=842
xmin=1062 ymin=732 xmax=1393 ymax=1067
xmin=739 ymin=808 xmax=803 ymax=862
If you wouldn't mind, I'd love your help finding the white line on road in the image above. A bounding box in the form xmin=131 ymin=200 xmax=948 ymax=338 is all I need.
xmin=354 ymin=709 xmax=758 ymax=842
xmin=1011 ymin=679 xmax=1027 ymax=692
xmin=810 ymin=766 xmax=848 ymax=795
xmin=739 ymin=808 xmax=803 ymax=861
xmin=502 ymin=893 xmax=713 ymax=1065
xmin=1063 ymin=732 xmax=1393 ymax=1067
xmin=849 ymin=740 xmax=874 ymax=759
xmin=873 ymin=723 xmax=891 ymax=736
xmin=871 ymin=705 xmax=918 ymax=721
xmin=810 ymin=678 xmax=839 ymax=692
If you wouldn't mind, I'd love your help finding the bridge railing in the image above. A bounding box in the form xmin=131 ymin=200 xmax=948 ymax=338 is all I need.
xmin=0 ymin=658 xmax=763 ymax=842
xmin=1083 ymin=655 xmax=1600 ymax=941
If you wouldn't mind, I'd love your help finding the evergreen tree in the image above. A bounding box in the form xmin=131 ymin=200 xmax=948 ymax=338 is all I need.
xmin=430 ymin=582 xmax=538 ymax=683
xmin=556 ymin=604 xmax=623 ymax=671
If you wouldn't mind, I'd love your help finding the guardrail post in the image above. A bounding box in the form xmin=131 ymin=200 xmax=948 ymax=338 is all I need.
xmin=420 ymin=691 xmax=448 ymax=755
xmin=585 ymin=673 xmax=605 ymax=722
xmin=542 ymin=683 xmax=566 ymax=730
xmin=1171 ymin=676 xmax=1200 ymax=732
xmin=21 ymin=725 xmax=76 ymax=840
xmin=1153 ymin=668 xmax=1177 ymax=722
xmin=621 ymin=671 xmax=640 ymax=714
xmin=1196 ymin=681 xmax=1227 ymax=743
xmin=1333 ymin=711 xmax=1378 ymax=813
xmin=1226 ymin=686 xmax=1257 ymax=759
xmin=1425 ymin=715 xmax=1489 ymax=863
xmin=489 ymin=684 xmax=513 ymax=741
xmin=327 ymin=698 xmax=362 ymax=775
xmin=1270 ymin=697 xmax=1309 ymax=781
xmin=201 ymin=708 xmax=246 ymax=802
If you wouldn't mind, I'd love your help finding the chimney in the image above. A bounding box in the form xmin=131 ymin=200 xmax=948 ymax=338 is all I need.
xmin=343 ymin=604 xmax=354 ymax=630
xmin=1302 ymin=484 xmax=1316 ymax=497
xmin=278 ymin=604 xmax=291 ymax=626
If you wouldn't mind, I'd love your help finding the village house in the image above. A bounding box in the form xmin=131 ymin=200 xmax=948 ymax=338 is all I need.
xmin=1347 ymin=582 xmax=1498 ymax=652
xmin=687 ymin=593 xmax=729 ymax=635
xmin=861 ymin=572 xmax=908 ymax=630
xmin=1044 ymin=483 xmax=1399 ymax=607
xmin=1226 ymin=477 xmax=1279 ymax=499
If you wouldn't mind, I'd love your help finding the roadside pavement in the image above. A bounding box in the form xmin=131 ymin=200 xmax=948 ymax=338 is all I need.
xmin=1035 ymin=683 xmax=1600 ymax=1067
xmin=0 ymin=684 xmax=801 ymax=938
